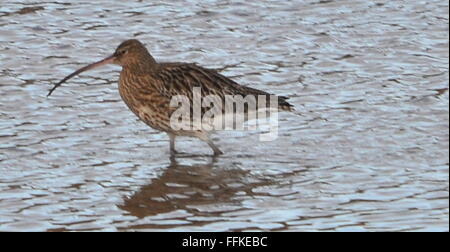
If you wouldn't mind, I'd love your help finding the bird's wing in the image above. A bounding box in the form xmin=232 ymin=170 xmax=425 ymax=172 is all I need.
xmin=155 ymin=63 xmax=293 ymax=111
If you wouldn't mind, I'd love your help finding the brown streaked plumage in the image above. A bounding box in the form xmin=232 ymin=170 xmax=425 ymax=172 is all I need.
xmin=48 ymin=39 xmax=294 ymax=155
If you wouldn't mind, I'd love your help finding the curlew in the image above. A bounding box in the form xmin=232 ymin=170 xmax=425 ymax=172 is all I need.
xmin=48 ymin=39 xmax=293 ymax=155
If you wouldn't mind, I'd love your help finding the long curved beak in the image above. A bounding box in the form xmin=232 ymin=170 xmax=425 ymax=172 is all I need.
xmin=47 ymin=54 xmax=116 ymax=97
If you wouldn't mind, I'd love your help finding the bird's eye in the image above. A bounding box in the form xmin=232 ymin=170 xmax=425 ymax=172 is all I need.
xmin=117 ymin=49 xmax=127 ymax=56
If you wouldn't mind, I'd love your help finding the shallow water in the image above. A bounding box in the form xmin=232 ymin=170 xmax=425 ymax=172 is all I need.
xmin=0 ymin=0 xmax=448 ymax=231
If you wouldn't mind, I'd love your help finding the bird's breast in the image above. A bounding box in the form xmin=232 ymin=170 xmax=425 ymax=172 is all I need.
xmin=118 ymin=72 xmax=172 ymax=131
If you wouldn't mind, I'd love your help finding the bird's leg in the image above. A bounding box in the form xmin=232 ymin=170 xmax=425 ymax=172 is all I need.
xmin=169 ymin=133 xmax=177 ymax=155
xmin=197 ymin=134 xmax=223 ymax=156
xmin=207 ymin=140 xmax=224 ymax=156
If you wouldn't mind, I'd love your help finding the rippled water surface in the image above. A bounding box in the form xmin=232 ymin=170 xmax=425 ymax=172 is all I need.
xmin=0 ymin=0 xmax=448 ymax=231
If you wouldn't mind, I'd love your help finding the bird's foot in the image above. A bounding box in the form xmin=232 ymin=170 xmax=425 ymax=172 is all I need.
xmin=213 ymin=149 xmax=224 ymax=156
xmin=170 ymin=150 xmax=190 ymax=156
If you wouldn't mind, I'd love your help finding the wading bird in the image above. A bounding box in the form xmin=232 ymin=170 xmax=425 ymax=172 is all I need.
xmin=48 ymin=39 xmax=293 ymax=155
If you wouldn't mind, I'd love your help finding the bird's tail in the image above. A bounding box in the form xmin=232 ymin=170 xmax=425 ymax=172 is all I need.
xmin=278 ymin=96 xmax=295 ymax=112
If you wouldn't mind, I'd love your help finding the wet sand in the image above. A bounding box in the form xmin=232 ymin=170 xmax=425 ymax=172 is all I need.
xmin=0 ymin=0 xmax=448 ymax=231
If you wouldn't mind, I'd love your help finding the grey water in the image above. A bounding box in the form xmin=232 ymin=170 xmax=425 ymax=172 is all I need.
xmin=0 ymin=0 xmax=448 ymax=231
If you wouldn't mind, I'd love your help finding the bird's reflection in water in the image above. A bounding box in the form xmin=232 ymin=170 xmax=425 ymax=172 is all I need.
xmin=119 ymin=155 xmax=274 ymax=220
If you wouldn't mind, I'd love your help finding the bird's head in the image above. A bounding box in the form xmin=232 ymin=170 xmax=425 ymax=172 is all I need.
xmin=47 ymin=39 xmax=156 ymax=96
xmin=113 ymin=39 xmax=155 ymax=67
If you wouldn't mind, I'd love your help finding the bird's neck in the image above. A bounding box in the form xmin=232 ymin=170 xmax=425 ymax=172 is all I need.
xmin=125 ymin=52 xmax=158 ymax=75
